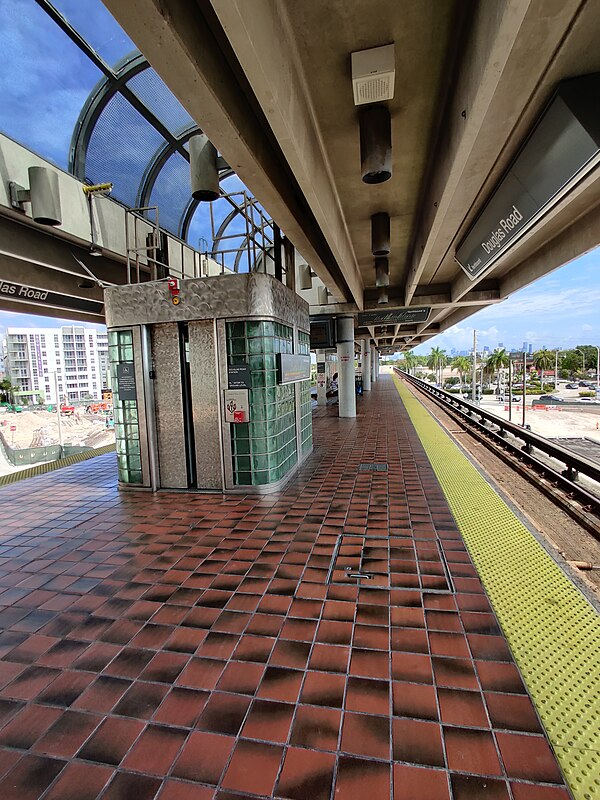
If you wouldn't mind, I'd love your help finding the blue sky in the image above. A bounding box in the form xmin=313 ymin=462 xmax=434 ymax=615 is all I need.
xmin=0 ymin=0 xmax=252 ymax=261
xmin=413 ymin=246 xmax=600 ymax=354
xmin=1 ymin=1 xmax=599 ymax=353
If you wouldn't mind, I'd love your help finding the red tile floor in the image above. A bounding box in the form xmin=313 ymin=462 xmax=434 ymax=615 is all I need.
xmin=0 ymin=377 xmax=571 ymax=799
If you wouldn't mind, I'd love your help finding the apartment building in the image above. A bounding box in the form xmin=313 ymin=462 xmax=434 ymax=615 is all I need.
xmin=3 ymin=326 xmax=109 ymax=404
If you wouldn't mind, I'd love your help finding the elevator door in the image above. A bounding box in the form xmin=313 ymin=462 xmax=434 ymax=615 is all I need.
xmin=150 ymin=323 xmax=189 ymax=489
xmin=151 ymin=321 xmax=222 ymax=490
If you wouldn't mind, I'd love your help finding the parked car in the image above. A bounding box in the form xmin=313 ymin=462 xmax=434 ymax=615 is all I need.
xmin=535 ymin=395 xmax=564 ymax=405
xmin=565 ymin=383 xmax=579 ymax=389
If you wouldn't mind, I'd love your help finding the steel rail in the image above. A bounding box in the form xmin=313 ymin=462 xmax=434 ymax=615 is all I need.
xmin=395 ymin=370 xmax=600 ymax=536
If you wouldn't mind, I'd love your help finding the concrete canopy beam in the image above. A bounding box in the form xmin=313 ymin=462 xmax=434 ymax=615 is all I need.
xmin=210 ymin=0 xmax=363 ymax=308
xmin=101 ymin=0 xmax=357 ymax=305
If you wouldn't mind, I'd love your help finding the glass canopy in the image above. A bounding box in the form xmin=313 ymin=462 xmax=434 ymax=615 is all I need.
xmin=0 ymin=0 xmax=267 ymax=269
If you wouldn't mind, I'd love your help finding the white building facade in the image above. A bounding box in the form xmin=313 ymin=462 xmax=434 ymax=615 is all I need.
xmin=3 ymin=326 xmax=109 ymax=404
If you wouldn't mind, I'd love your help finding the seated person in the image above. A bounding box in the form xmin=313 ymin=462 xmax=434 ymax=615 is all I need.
xmin=326 ymin=372 xmax=339 ymax=398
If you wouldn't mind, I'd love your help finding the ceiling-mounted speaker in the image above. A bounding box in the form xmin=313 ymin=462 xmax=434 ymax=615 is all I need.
xmin=29 ymin=167 xmax=62 ymax=226
xmin=351 ymin=44 xmax=395 ymax=105
xmin=359 ymin=105 xmax=392 ymax=184
xmin=378 ymin=288 xmax=389 ymax=304
xmin=317 ymin=286 xmax=328 ymax=305
xmin=189 ymin=134 xmax=219 ymax=201
xmin=299 ymin=263 xmax=312 ymax=290
xmin=375 ymin=256 xmax=389 ymax=287
xmin=371 ymin=212 xmax=390 ymax=255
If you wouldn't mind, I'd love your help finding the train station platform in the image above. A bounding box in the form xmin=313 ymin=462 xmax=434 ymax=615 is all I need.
xmin=0 ymin=375 xmax=597 ymax=800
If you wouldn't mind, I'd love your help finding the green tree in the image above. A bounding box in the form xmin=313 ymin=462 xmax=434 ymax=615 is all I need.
xmin=427 ymin=347 xmax=447 ymax=385
xmin=533 ymin=348 xmax=554 ymax=388
xmin=402 ymin=351 xmax=417 ymax=375
xmin=0 ymin=379 xmax=17 ymax=404
xmin=485 ymin=349 xmax=509 ymax=394
xmin=451 ymin=356 xmax=471 ymax=388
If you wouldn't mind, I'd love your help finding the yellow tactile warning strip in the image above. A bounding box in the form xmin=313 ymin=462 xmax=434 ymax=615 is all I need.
xmin=393 ymin=375 xmax=600 ymax=800
xmin=0 ymin=443 xmax=116 ymax=487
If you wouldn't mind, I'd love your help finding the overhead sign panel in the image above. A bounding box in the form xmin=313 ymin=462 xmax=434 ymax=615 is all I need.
xmin=358 ymin=307 xmax=430 ymax=326
xmin=0 ymin=279 xmax=104 ymax=315
xmin=456 ymin=73 xmax=600 ymax=280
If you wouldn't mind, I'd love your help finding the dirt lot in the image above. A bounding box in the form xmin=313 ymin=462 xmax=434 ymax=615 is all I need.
xmin=479 ymin=397 xmax=600 ymax=443
xmin=0 ymin=408 xmax=115 ymax=450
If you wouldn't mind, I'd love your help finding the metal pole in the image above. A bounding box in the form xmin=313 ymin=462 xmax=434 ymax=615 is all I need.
xmin=522 ymin=350 xmax=526 ymax=427
xmin=596 ymin=346 xmax=600 ymax=386
xmin=53 ymin=371 xmax=63 ymax=454
xmin=471 ymin=330 xmax=477 ymax=403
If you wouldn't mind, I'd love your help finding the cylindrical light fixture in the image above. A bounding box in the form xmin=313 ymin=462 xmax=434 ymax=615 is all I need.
xmin=318 ymin=286 xmax=328 ymax=305
xmin=371 ymin=212 xmax=390 ymax=255
xmin=299 ymin=263 xmax=312 ymax=290
xmin=189 ymin=134 xmax=219 ymax=201
xmin=29 ymin=167 xmax=62 ymax=226
xmin=375 ymin=256 xmax=389 ymax=287
xmin=378 ymin=288 xmax=389 ymax=304
xmin=359 ymin=105 xmax=392 ymax=184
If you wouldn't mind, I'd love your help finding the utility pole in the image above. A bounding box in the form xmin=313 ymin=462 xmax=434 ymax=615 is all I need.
xmin=522 ymin=350 xmax=527 ymax=428
xmin=508 ymin=358 xmax=513 ymax=422
xmin=471 ymin=330 xmax=477 ymax=403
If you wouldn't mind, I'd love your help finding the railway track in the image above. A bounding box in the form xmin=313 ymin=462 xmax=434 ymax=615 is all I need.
xmin=399 ymin=372 xmax=600 ymax=541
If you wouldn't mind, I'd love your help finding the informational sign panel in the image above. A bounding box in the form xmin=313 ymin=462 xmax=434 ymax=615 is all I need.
xmin=0 ymin=279 xmax=104 ymax=315
xmin=277 ymin=354 xmax=311 ymax=384
xmin=224 ymin=389 xmax=249 ymax=423
xmin=358 ymin=307 xmax=430 ymax=327
xmin=228 ymin=364 xmax=251 ymax=389
xmin=116 ymin=363 xmax=137 ymax=401
xmin=317 ymin=363 xmax=326 ymax=374
xmin=456 ymin=74 xmax=600 ymax=280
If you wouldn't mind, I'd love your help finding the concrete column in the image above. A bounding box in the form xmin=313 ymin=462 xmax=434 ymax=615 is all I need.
xmin=371 ymin=345 xmax=378 ymax=384
xmin=336 ymin=316 xmax=356 ymax=418
xmin=361 ymin=339 xmax=371 ymax=392
xmin=316 ymin=350 xmax=327 ymax=405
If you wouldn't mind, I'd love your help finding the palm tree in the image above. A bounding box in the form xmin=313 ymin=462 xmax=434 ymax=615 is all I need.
xmin=451 ymin=356 xmax=471 ymax=389
xmin=427 ymin=347 xmax=447 ymax=386
xmin=0 ymin=379 xmax=16 ymax=404
xmin=485 ymin=349 xmax=509 ymax=395
xmin=533 ymin=348 xmax=554 ymax=389
xmin=402 ymin=351 xmax=417 ymax=375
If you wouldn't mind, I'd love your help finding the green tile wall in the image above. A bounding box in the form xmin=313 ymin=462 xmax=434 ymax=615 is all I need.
xmin=227 ymin=321 xmax=298 ymax=486
xmin=108 ymin=330 xmax=142 ymax=485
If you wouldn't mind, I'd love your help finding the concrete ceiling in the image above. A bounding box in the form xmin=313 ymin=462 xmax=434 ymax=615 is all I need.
xmin=99 ymin=0 xmax=600 ymax=347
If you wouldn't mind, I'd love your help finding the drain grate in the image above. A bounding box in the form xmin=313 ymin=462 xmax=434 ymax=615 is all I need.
xmin=328 ymin=534 xmax=453 ymax=592
xmin=359 ymin=463 xmax=388 ymax=472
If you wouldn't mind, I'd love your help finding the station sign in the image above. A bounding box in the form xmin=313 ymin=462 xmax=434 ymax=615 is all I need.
xmin=277 ymin=354 xmax=311 ymax=384
xmin=228 ymin=364 xmax=252 ymax=389
xmin=456 ymin=73 xmax=600 ymax=280
xmin=116 ymin=363 xmax=137 ymax=401
xmin=358 ymin=307 xmax=430 ymax=326
xmin=0 ymin=279 xmax=104 ymax=315
xmin=224 ymin=389 xmax=249 ymax=423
